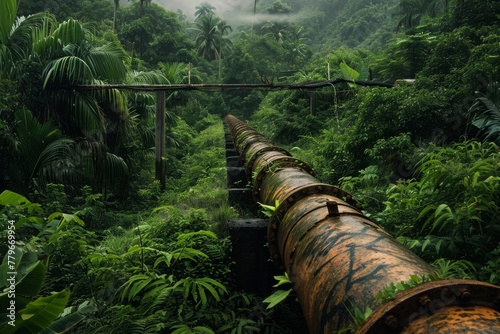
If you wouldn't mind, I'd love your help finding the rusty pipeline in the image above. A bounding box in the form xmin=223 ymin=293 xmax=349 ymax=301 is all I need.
xmin=224 ymin=114 xmax=500 ymax=333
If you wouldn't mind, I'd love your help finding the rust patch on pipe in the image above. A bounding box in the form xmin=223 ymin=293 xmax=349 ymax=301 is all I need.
xmin=402 ymin=305 xmax=500 ymax=333
xmin=358 ymin=279 xmax=500 ymax=333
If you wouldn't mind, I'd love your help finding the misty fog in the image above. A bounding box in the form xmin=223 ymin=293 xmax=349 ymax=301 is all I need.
xmin=156 ymin=0 xmax=253 ymax=19
xmin=156 ymin=0 xmax=314 ymax=26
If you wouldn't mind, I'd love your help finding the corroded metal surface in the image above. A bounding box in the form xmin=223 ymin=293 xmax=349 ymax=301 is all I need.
xmin=251 ymin=155 xmax=315 ymax=201
xmin=402 ymin=305 xmax=500 ymax=333
xmin=357 ymin=279 xmax=500 ymax=333
xmin=224 ymin=114 xmax=500 ymax=333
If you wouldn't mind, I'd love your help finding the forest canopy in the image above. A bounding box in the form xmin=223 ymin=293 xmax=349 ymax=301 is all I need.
xmin=1 ymin=0 xmax=499 ymax=333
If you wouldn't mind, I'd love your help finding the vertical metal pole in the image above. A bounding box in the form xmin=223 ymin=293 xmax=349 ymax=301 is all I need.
xmin=155 ymin=90 xmax=166 ymax=190
xmin=327 ymin=56 xmax=331 ymax=81
xmin=309 ymin=92 xmax=316 ymax=115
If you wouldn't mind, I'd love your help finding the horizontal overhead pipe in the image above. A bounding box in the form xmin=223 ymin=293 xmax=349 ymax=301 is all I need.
xmin=69 ymin=78 xmax=395 ymax=92
xmin=224 ymin=114 xmax=500 ymax=333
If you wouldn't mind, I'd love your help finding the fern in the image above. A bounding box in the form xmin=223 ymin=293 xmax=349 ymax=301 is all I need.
xmin=170 ymin=324 xmax=215 ymax=334
xmin=173 ymin=277 xmax=227 ymax=308
xmin=120 ymin=273 xmax=173 ymax=303
xmin=431 ymin=258 xmax=476 ymax=280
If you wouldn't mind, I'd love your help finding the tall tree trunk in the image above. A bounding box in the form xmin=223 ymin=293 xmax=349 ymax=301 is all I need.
xmin=113 ymin=0 xmax=118 ymax=31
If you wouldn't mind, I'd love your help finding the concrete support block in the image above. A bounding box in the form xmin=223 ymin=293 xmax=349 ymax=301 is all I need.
xmin=226 ymin=148 xmax=238 ymax=158
xmin=228 ymin=218 xmax=276 ymax=295
xmin=227 ymin=167 xmax=247 ymax=188
xmin=226 ymin=156 xmax=241 ymax=168
xmin=228 ymin=188 xmax=258 ymax=212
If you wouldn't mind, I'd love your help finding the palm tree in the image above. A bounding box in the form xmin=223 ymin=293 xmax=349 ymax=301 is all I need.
xmin=216 ymin=20 xmax=232 ymax=81
xmin=41 ymin=19 xmax=128 ymax=131
xmin=195 ymin=2 xmax=216 ymax=19
xmin=139 ymin=0 xmax=152 ymax=15
xmin=194 ymin=14 xmax=222 ymax=61
xmin=40 ymin=20 xmax=131 ymax=192
xmin=283 ymin=25 xmax=311 ymax=66
xmin=263 ymin=21 xmax=287 ymax=44
xmin=1 ymin=0 xmax=131 ymax=193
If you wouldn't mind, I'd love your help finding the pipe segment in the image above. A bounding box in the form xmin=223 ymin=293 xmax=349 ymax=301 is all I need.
xmin=224 ymin=114 xmax=500 ymax=333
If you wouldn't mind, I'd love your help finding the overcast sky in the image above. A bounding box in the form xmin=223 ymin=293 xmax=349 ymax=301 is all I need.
xmin=156 ymin=0 xmax=254 ymax=19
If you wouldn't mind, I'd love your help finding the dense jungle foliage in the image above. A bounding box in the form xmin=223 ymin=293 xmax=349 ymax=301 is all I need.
xmin=1 ymin=0 xmax=499 ymax=333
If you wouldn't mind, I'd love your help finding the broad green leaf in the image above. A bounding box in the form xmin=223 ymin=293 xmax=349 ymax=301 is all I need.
xmin=340 ymin=61 xmax=360 ymax=88
xmin=51 ymin=19 xmax=85 ymax=45
xmin=421 ymin=238 xmax=431 ymax=252
xmin=417 ymin=204 xmax=436 ymax=220
xmin=1 ymin=290 xmax=70 ymax=334
xmin=170 ymin=324 xmax=215 ymax=334
xmin=263 ymin=289 xmax=292 ymax=309
xmin=0 ymin=0 xmax=17 ymax=45
xmin=273 ymin=272 xmax=292 ymax=287
xmin=120 ymin=274 xmax=152 ymax=301
xmin=192 ymin=326 xmax=215 ymax=334
xmin=435 ymin=239 xmax=443 ymax=255
xmin=154 ymin=252 xmax=173 ymax=268
xmin=177 ymin=230 xmax=217 ymax=241
xmin=434 ymin=203 xmax=450 ymax=218
xmin=39 ymin=300 xmax=96 ymax=334
xmin=0 ymin=190 xmax=30 ymax=206
xmin=197 ymin=281 xmax=220 ymax=301
xmin=0 ymin=253 xmax=45 ymax=313
xmin=198 ymin=284 xmax=207 ymax=306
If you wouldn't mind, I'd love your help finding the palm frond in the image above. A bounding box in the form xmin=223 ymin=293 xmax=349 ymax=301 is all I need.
xmin=78 ymin=138 xmax=105 ymax=181
xmin=51 ymin=18 xmax=85 ymax=45
xmin=51 ymin=90 xmax=105 ymax=134
xmin=0 ymin=0 xmax=17 ymax=45
xmin=127 ymin=70 xmax=169 ymax=85
xmin=105 ymin=152 xmax=129 ymax=184
xmin=93 ymin=87 xmax=129 ymax=116
xmin=158 ymin=62 xmax=185 ymax=84
xmin=8 ymin=13 xmax=57 ymax=61
xmin=32 ymin=35 xmax=60 ymax=58
xmin=43 ymin=55 xmax=94 ymax=87
xmin=138 ymin=125 xmax=155 ymax=148
xmin=14 ymin=108 xmax=75 ymax=184
xmin=0 ymin=44 xmax=14 ymax=78
xmin=31 ymin=14 xmax=59 ymax=56
xmin=166 ymin=129 xmax=180 ymax=148
xmin=77 ymin=138 xmax=129 ymax=189
xmin=130 ymin=92 xmax=156 ymax=116
xmin=87 ymin=42 xmax=128 ymax=82
xmin=36 ymin=139 xmax=79 ymax=181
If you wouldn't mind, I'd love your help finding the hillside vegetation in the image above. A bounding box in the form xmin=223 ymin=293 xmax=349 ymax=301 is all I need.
xmin=1 ymin=0 xmax=499 ymax=333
